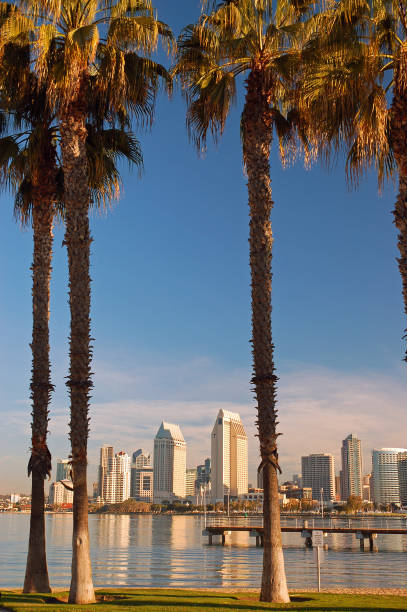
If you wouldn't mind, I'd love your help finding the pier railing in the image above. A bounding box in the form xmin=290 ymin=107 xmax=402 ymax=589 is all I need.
xmin=206 ymin=514 xmax=407 ymax=531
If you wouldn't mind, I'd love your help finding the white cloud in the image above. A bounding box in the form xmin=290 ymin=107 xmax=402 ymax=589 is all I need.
xmin=1 ymin=358 xmax=407 ymax=492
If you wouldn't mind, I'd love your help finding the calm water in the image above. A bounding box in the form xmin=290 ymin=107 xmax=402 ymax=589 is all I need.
xmin=1 ymin=514 xmax=407 ymax=589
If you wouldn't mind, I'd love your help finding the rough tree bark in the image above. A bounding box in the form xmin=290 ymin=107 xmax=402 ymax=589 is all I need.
xmin=23 ymin=155 xmax=56 ymax=594
xmin=391 ymin=50 xmax=407 ymax=363
xmin=242 ymin=66 xmax=290 ymax=604
xmin=60 ymin=92 xmax=95 ymax=605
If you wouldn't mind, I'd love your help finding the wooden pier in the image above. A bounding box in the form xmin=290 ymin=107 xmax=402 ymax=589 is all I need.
xmin=202 ymin=523 xmax=407 ymax=551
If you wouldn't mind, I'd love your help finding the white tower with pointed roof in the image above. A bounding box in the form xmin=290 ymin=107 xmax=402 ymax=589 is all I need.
xmin=153 ymin=422 xmax=186 ymax=502
xmin=211 ymin=409 xmax=248 ymax=502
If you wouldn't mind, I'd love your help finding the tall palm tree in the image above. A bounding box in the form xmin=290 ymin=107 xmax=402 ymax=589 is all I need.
xmin=300 ymin=0 xmax=407 ymax=358
xmin=0 ymin=38 xmax=57 ymax=592
xmin=175 ymin=0 xmax=313 ymax=602
xmin=0 ymin=66 xmax=142 ymax=594
xmin=2 ymin=0 xmax=172 ymax=602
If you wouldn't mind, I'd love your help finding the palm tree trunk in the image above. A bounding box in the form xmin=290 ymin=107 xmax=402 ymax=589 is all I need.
xmin=23 ymin=199 xmax=53 ymax=593
xmin=242 ymin=68 xmax=290 ymax=604
xmin=391 ymin=58 xmax=407 ymax=363
xmin=60 ymin=99 xmax=95 ymax=605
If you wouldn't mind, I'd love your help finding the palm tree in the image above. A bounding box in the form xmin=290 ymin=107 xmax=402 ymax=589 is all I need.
xmin=0 ymin=64 xmax=142 ymax=595
xmin=2 ymin=0 xmax=172 ymax=602
xmin=174 ymin=0 xmax=314 ymax=602
xmin=0 ymin=40 xmax=57 ymax=592
xmin=300 ymin=0 xmax=407 ymax=358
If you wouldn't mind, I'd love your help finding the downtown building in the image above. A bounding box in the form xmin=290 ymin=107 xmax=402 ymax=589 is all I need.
xmin=372 ymin=448 xmax=407 ymax=506
xmin=340 ymin=433 xmax=362 ymax=501
xmin=48 ymin=480 xmax=73 ymax=505
xmin=153 ymin=422 xmax=186 ymax=503
xmin=98 ymin=444 xmax=114 ymax=500
xmin=56 ymin=459 xmax=71 ymax=482
xmin=397 ymin=451 xmax=407 ymax=507
xmin=131 ymin=449 xmax=153 ymax=502
xmin=211 ymin=409 xmax=248 ymax=503
xmin=301 ymin=453 xmax=335 ymax=503
xmin=97 ymin=446 xmax=131 ymax=503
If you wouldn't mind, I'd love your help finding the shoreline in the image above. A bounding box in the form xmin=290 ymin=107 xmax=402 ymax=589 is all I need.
xmin=3 ymin=587 xmax=407 ymax=595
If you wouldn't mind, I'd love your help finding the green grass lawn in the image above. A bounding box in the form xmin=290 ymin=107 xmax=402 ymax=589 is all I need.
xmin=1 ymin=589 xmax=406 ymax=612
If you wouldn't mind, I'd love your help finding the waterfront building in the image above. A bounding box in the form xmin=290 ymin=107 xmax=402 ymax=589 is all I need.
xmin=98 ymin=444 xmax=114 ymax=500
xmin=105 ymin=451 xmax=131 ymax=504
xmin=362 ymin=473 xmax=372 ymax=501
xmin=301 ymin=453 xmax=335 ymax=502
xmin=132 ymin=449 xmax=151 ymax=468
xmin=48 ymin=480 xmax=73 ymax=505
xmin=196 ymin=458 xmax=211 ymax=489
xmin=397 ymin=451 xmax=407 ymax=506
xmin=56 ymin=459 xmax=71 ymax=482
xmin=336 ymin=474 xmax=342 ymax=501
xmin=153 ymin=422 xmax=186 ymax=503
xmin=130 ymin=465 xmax=154 ymax=502
xmin=372 ymin=448 xmax=407 ymax=505
xmin=186 ymin=468 xmax=197 ymax=496
xmin=211 ymin=409 xmax=248 ymax=502
xmin=340 ymin=433 xmax=362 ymax=500
xmin=92 ymin=482 xmax=98 ymax=499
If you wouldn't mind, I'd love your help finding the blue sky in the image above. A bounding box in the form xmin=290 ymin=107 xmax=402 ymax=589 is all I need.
xmin=1 ymin=0 xmax=407 ymax=493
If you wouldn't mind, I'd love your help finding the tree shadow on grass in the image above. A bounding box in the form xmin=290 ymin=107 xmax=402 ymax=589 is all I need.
xmin=108 ymin=599 xmax=406 ymax=611
xmin=97 ymin=591 xmax=239 ymax=601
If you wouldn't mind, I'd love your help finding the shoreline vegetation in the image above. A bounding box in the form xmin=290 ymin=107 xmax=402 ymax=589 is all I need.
xmin=2 ymin=503 xmax=407 ymax=518
xmin=1 ymin=589 xmax=407 ymax=611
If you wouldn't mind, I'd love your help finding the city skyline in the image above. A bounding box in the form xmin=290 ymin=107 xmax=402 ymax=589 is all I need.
xmin=44 ymin=426 xmax=406 ymax=502
xmin=4 ymin=393 xmax=407 ymax=494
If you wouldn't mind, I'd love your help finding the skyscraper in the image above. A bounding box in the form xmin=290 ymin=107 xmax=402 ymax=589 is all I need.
xmin=98 ymin=444 xmax=114 ymax=500
xmin=372 ymin=448 xmax=407 ymax=505
xmin=56 ymin=459 xmax=71 ymax=482
xmin=340 ymin=433 xmax=362 ymax=500
xmin=211 ymin=409 xmax=248 ymax=502
xmin=132 ymin=449 xmax=151 ymax=468
xmin=397 ymin=452 xmax=407 ymax=507
xmin=196 ymin=458 xmax=211 ymax=489
xmin=130 ymin=465 xmax=154 ymax=502
xmin=105 ymin=451 xmax=131 ymax=504
xmin=153 ymin=422 xmax=186 ymax=502
xmin=186 ymin=468 xmax=197 ymax=496
xmin=301 ymin=453 xmax=335 ymax=502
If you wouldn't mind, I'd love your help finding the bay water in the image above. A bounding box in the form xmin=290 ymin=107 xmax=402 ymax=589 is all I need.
xmin=1 ymin=513 xmax=406 ymax=590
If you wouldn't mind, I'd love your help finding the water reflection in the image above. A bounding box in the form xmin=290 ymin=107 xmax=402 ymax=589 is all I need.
xmin=0 ymin=514 xmax=406 ymax=589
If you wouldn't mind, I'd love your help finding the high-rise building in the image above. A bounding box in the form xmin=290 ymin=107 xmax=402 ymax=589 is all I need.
xmin=196 ymin=458 xmax=211 ymax=489
xmin=56 ymin=459 xmax=71 ymax=482
xmin=98 ymin=444 xmax=114 ymax=500
xmin=186 ymin=468 xmax=197 ymax=496
xmin=153 ymin=422 xmax=186 ymax=503
xmin=48 ymin=480 xmax=73 ymax=505
xmin=105 ymin=451 xmax=131 ymax=504
xmin=340 ymin=433 xmax=362 ymax=500
xmin=362 ymin=473 xmax=371 ymax=501
xmin=397 ymin=452 xmax=407 ymax=507
xmin=301 ymin=453 xmax=335 ymax=502
xmin=92 ymin=482 xmax=99 ymax=499
xmin=211 ymin=409 xmax=248 ymax=502
xmin=335 ymin=475 xmax=341 ymax=501
xmin=372 ymin=448 xmax=407 ymax=505
xmin=130 ymin=466 xmax=154 ymax=502
xmin=132 ymin=449 xmax=151 ymax=468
